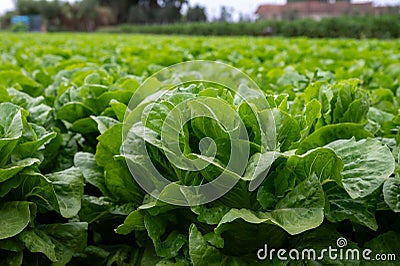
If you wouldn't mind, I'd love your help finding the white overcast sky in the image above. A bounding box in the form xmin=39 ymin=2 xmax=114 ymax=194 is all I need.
xmin=1 ymin=0 xmax=399 ymax=18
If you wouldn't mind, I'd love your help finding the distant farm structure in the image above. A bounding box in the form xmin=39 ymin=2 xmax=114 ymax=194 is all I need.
xmin=256 ymin=0 xmax=399 ymax=20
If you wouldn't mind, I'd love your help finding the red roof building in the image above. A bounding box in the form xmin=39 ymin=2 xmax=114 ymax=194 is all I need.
xmin=255 ymin=0 xmax=398 ymax=20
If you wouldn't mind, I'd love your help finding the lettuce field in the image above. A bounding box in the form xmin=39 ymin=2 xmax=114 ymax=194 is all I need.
xmin=1 ymin=33 xmax=400 ymax=265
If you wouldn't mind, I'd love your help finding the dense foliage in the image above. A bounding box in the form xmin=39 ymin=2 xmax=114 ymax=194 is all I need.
xmin=2 ymin=0 xmax=195 ymax=31
xmin=114 ymin=15 xmax=400 ymax=39
xmin=0 ymin=33 xmax=400 ymax=265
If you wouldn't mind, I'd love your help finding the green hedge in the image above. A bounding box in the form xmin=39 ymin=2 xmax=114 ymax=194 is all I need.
xmin=107 ymin=15 xmax=400 ymax=38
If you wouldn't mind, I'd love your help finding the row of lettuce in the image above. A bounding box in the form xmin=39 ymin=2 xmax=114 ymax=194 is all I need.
xmin=114 ymin=15 xmax=400 ymax=39
xmin=0 ymin=34 xmax=400 ymax=265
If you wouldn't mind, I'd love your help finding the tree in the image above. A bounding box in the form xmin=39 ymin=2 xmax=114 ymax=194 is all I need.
xmin=238 ymin=12 xmax=251 ymax=22
xmin=160 ymin=0 xmax=187 ymax=9
xmin=127 ymin=4 xmax=148 ymax=23
xmin=16 ymin=0 xmax=41 ymax=15
xmin=58 ymin=3 xmax=80 ymax=31
xmin=186 ymin=5 xmax=207 ymax=22
xmin=39 ymin=0 xmax=61 ymax=20
xmin=95 ymin=6 xmax=116 ymax=26
xmin=16 ymin=0 xmax=61 ymax=19
xmin=156 ymin=6 xmax=181 ymax=23
xmin=155 ymin=0 xmax=187 ymax=23
xmin=100 ymin=0 xmax=187 ymax=24
xmin=78 ymin=0 xmax=99 ymax=31
xmin=0 ymin=11 xmax=18 ymax=29
xmin=217 ymin=6 xmax=234 ymax=22
xmin=99 ymin=0 xmax=139 ymax=23
xmin=15 ymin=0 xmax=62 ymax=31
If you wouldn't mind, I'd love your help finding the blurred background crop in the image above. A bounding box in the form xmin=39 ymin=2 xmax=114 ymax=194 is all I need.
xmin=0 ymin=0 xmax=400 ymax=38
